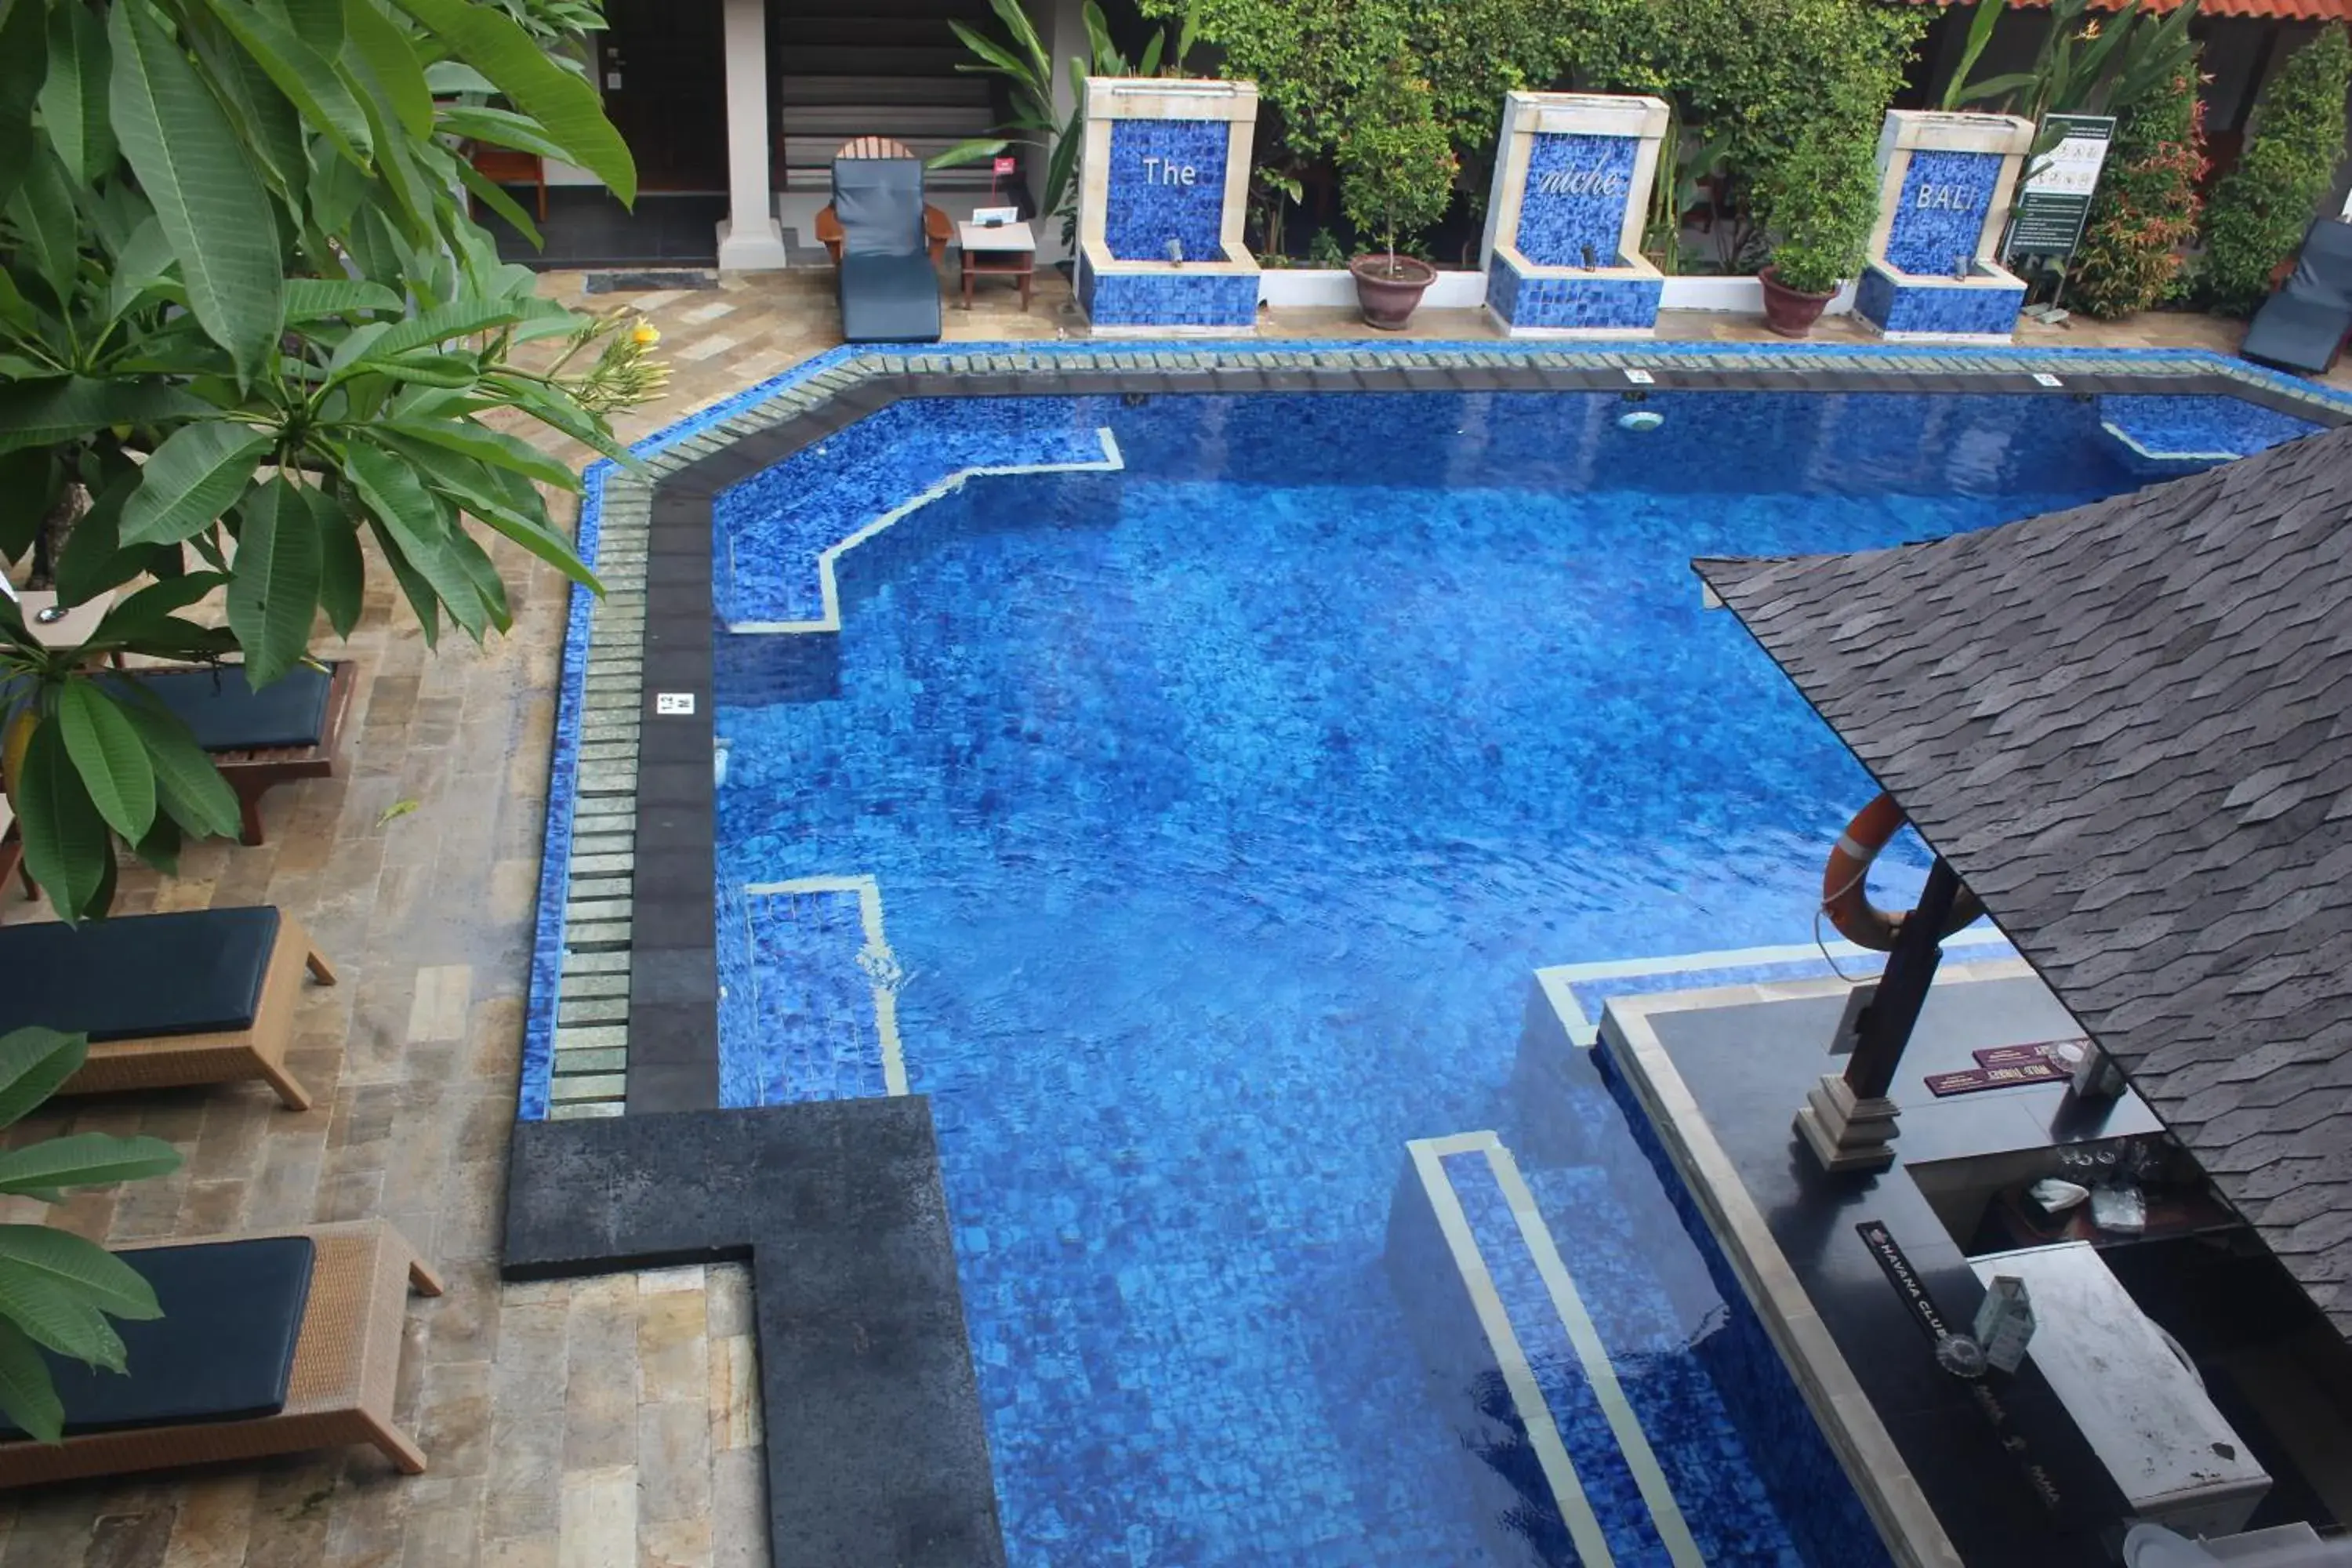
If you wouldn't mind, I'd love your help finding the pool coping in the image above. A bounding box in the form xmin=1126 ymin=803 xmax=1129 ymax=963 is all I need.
xmin=505 ymin=340 xmax=2352 ymax=1568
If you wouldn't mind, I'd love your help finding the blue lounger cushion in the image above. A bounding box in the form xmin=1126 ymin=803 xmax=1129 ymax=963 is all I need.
xmin=0 ymin=907 xmax=280 ymax=1041
xmin=2241 ymin=218 xmax=2352 ymax=374
xmin=0 ymin=1236 xmax=314 ymax=1439
xmin=103 ymin=665 xmax=333 ymax=752
xmin=840 ymin=251 xmax=946 ymax=343
xmin=832 ymin=157 xmax=942 ymax=343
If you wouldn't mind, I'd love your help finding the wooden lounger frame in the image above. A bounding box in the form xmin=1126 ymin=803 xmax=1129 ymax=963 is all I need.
xmin=56 ymin=911 xmax=336 ymax=1111
xmin=0 ymin=1221 xmax=441 ymax=1486
xmin=209 ymin=659 xmax=358 ymax=847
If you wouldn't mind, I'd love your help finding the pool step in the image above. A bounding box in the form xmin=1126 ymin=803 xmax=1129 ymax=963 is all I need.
xmin=716 ymin=877 xmax=907 ymax=1106
xmin=1388 ymin=1132 xmax=1704 ymax=1568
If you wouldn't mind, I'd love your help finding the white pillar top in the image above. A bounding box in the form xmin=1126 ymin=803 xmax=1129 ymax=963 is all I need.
xmin=1503 ymin=90 xmax=1671 ymax=140
xmin=1878 ymin=110 xmax=2035 ymax=157
xmin=1086 ymin=78 xmax=1259 ymax=122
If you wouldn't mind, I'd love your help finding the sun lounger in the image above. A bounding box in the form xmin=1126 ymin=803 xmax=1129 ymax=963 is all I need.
xmin=0 ymin=906 xmax=336 ymax=1109
xmin=2240 ymin=217 xmax=2352 ymax=375
xmin=813 ymin=136 xmax=953 ymax=268
xmin=818 ymin=145 xmax=947 ymax=343
xmin=0 ymin=1221 xmax=440 ymax=1484
xmin=107 ymin=661 xmax=357 ymax=846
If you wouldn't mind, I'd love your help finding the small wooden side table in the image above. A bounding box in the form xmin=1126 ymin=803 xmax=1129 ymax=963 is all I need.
xmin=15 ymin=589 xmax=114 ymax=652
xmin=958 ymin=220 xmax=1036 ymax=310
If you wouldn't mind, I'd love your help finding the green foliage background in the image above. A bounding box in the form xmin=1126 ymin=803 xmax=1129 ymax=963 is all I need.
xmin=2069 ymin=62 xmax=2206 ymax=319
xmin=2197 ymin=24 xmax=2351 ymax=314
xmin=1149 ymin=0 xmax=1920 ymax=281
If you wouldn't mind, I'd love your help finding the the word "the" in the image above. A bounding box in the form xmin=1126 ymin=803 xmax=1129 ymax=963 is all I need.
xmin=1535 ymin=168 xmax=1628 ymax=198
xmin=1141 ymin=158 xmax=1200 ymax=187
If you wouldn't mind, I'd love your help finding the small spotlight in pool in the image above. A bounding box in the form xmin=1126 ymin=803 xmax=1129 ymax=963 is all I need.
xmin=1617 ymin=409 xmax=1665 ymax=433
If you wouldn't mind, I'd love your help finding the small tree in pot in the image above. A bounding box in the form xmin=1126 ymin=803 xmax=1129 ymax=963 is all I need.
xmin=1755 ymin=129 xmax=1880 ymax=337
xmin=1338 ymin=60 xmax=1457 ymax=329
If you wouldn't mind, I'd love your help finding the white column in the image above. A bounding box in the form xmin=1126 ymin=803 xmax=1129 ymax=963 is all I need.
xmin=1022 ymin=0 xmax=1088 ymax=265
xmin=715 ymin=0 xmax=787 ymax=270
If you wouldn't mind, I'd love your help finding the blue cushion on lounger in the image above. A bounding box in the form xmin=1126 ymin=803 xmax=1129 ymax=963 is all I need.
xmin=106 ymin=665 xmax=332 ymax=752
xmin=0 ymin=907 xmax=279 ymax=1041
xmin=0 ymin=1236 xmax=314 ymax=1439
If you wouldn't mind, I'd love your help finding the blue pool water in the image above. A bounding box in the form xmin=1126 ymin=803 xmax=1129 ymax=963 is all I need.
xmin=710 ymin=390 xmax=2310 ymax=1566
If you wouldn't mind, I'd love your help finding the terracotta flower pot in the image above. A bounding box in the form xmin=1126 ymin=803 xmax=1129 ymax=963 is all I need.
xmin=1349 ymin=254 xmax=1437 ymax=330
xmin=1759 ymin=266 xmax=1835 ymax=339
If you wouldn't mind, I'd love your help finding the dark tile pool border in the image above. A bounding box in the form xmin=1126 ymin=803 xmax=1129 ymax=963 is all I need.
xmin=504 ymin=339 xmax=2352 ymax=1568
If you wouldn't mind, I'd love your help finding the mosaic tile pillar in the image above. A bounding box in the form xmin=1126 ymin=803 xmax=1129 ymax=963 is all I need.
xmin=1075 ymin=78 xmax=1260 ymax=334
xmin=1856 ymin=111 xmax=2036 ymax=342
xmin=1480 ymin=93 xmax=1669 ymax=338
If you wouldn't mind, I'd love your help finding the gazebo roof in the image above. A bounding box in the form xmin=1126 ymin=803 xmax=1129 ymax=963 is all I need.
xmin=1695 ymin=423 xmax=2352 ymax=1337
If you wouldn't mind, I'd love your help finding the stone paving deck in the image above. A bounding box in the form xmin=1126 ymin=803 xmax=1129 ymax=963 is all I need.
xmin=0 ymin=263 xmax=2341 ymax=1567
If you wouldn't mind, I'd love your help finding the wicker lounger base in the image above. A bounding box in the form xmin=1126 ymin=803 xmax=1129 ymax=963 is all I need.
xmin=0 ymin=1220 xmax=441 ymax=1486
xmin=57 ymin=913 xmax=336 ymax=1111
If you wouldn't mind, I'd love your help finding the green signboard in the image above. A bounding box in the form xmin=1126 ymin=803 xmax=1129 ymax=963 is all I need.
xmin=2005 ymin=114 xmax=2116 ymax=260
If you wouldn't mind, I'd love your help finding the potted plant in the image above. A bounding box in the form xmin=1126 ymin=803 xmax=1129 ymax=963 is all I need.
xmin=1338 ymin=60 xmax=1457 ymax=329
xmin=1755 ymin=130 xmax=1880 ymax=337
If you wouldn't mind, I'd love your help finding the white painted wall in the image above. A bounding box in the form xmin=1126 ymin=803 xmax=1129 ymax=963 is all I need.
xmin=1254 ymin=269 xmax=1859 ymax=316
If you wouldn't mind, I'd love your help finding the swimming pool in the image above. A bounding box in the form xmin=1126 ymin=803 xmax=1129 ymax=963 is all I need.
xmin=706 ymin=388 xmax=2317 ymax=1566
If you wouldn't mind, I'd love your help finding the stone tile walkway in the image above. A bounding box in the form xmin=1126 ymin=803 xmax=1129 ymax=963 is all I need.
xmin=0 ymin=262 xmax=2339 ymax=1567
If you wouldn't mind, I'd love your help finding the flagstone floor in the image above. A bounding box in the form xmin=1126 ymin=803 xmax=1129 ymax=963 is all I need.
xmin=0 ymin=266 xmax=2339 ymax=1568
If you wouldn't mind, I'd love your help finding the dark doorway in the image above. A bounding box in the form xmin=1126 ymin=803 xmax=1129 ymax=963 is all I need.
xmin=600 ymin=0 xmax=727 ymax=192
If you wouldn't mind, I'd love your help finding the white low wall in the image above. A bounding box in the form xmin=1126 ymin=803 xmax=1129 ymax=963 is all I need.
xmin=1256 ymin=268 xmax=1488 ymax=310
xmin=1256 ymin=267 xmax=1860 ymax=317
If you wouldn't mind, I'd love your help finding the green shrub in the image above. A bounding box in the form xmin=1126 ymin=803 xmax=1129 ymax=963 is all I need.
xmin=1158 ymin=0 xmax=1921 ymax=271
xmin=2069 ymin=64 xmax=2208 ymax=319
xmin=2196 ymin=24 xmax=2352 ymax=314
xmin=1755 ymin=128 xmax=1882 ymax=294
xmin=1338 ymin=60 xmax=1458 ymax=267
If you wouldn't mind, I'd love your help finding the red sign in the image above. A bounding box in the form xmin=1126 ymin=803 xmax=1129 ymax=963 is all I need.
xmin=993 ymin=155 xmax=1018 ymax=176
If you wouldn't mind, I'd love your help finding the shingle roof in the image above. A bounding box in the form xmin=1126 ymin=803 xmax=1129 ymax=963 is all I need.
xmin=1695 ymin=424 xmax=2352 ymax=1338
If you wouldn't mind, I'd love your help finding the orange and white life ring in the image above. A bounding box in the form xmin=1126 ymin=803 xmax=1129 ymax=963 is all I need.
xmin=1823 ymin=792 xmax=1984 ymax=952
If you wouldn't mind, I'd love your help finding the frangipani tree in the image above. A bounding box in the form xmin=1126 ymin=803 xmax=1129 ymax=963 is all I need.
xmin=0 ymin=0 xmax=655 ymax=922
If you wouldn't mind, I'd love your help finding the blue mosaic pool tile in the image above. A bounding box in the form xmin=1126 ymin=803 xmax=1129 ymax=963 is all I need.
xmin=521 ymin=336 xmax=2352 ymax=1125
xmin=1082 ymin=266 xmax=1258 ymax=328
xmin=713 ymin=398 xmax=1116 ymax=626
xmin=1488 ymin=256 xmax=1661 ymax=332
xmin=1882 ymin=150 xmax=2002 ymax=278
xmin=518 ymin=461 xmax=610 ymax=1122
xmin=1104 ymin=118 xmax=1230 ymax=263
xmin=1443 ymin=1148 xmax=1686 ymax=1564
xmin=1599 ymin=1050 xmax=1893 ymax=1568
xmin=1857 ymin=267 xmax=2024 ymax=338
xmin=1514 ymin=133 xmax=1640 ymax=269
xmin=2097 ymin=394 xmax=2323 ymax=470
xmin=715 ymin=884 xmax=889 ymax=1106
xmin=1386 ymin=1152 xmax=1581 ymax=1566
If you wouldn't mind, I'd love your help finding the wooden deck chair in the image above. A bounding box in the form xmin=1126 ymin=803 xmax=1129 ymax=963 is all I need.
xmin=814 ymin=136 xmax=953 ymax=267
xmin=0 ymin=906 xmax=336 ymax=1110
xmin=0 ymin=1221 xmax=441 ymax=1485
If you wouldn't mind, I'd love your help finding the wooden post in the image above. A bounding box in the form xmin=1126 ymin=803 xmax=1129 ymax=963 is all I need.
xmin=1797 ymin=857 xmax=1962 ymax=1174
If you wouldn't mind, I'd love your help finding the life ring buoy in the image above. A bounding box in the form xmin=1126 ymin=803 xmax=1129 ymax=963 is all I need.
xmin=1823 ymin=792 xmax=1984 ymax=952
